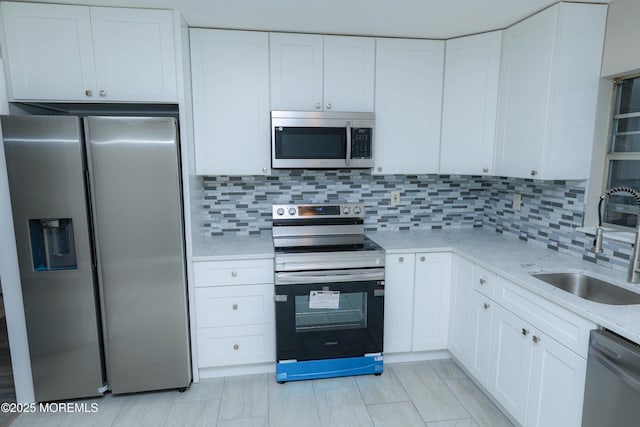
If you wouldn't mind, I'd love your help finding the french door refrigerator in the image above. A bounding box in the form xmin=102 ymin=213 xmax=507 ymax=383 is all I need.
xmin=1 ymin=115 xmax=191 ymax=402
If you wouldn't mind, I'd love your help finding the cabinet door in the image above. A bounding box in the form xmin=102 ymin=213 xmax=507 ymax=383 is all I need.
xmin=440 ymin=31 xmax=501 ymax=175
xmin=90 ymin=7 xmax=177 ymax=102
xmin=323 ymin=35 xmax=375 ymax=112
xmin=383 ymin=254 xmax=415 ymax=353
xmin=269 ymin=33 xmax=323 ymax=111
xmin=190 ymin=29 xmax=270 ymax=175
xmin=448 ymin=255 xmax=474 ymax=363
xmin=494 ymin=7 xmax=556 ymax=179
xmin=468 ymin=291 xmax=494 ymax=385
xmin=526 ymin=331 xmax=587 ymax=427
xmin=374 ymin=38 xmax=444 ymax=174
xmin=1 ymin=2 xmax=96 ymax=101
xmin=489 ymin=305 xmax=533 ymax=425
xmin=412 ymin=252 xmax=452 ymax=351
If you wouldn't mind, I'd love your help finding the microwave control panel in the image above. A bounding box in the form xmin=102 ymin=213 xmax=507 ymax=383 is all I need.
xmin=351 ymin=128 xmax=372 ymax=159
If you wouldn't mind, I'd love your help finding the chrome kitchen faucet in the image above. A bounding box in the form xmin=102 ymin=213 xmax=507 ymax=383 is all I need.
xmin=592 ymin=186 xmax=640 ymax=284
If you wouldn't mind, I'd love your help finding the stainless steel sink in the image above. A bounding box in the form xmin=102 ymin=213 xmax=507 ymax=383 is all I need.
xmin=531 ymin=272 xmax=640 ymax=305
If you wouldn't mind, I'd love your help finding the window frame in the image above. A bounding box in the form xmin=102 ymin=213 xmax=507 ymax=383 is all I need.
xmin=600 ymin=75 xmax=640 ymax=230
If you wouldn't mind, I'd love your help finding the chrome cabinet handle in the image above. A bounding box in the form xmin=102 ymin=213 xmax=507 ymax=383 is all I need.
xmin=233 ymin=344 xmax=239 ymax=350
xmin=420 ymin=256 xmax=425 ymax=262
xmin=377 ymin=167 xmax=382 ymax=172
xmin=483 ymin=303 xmax=490 ymax=309
xmin=326 ymin=103 xmax=332 ymax=109
xmin=262 ymin=167 xmax=268 ymax=173
xmin=232 ymin=304 xmax=238 ymax=310
xmin=315 ymin=102 xmax=321 ymax=109
xmin=522 ymin=328 xmax=529 ymax=336
xmin=231 ymin=271 xmax=238 ymax=278
xmin=479 ymin=278 xmax=486 ymax=285
xmin=531 ymin=170 xmax=538 ymax=176
xmin=532 ymin=335 xmax=540 ymax=344
xmin=99 ymin=90 xmax=106 ymax=97
xmin=399 ymin=257 xmax=404 ymax=263
xmin=85 ymin=90 xmax=93 ymax=97
xmin=483 ymin=167 xmax=489 ymax=173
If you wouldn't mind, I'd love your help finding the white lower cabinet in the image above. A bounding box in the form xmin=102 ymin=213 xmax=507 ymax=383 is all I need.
xmin=449 ymin=259 xmax=593 ymax=427
xmin=383 ymin=253 xmax=416 ymax=353
xmin=193 ymin=259 xmax=275 ymax=369
xmin=448 ymin=255 xmax=474 ymax=363
xmin=526 ymin=329 xmax=587 ymax=427
xmin=482 ymin=277 xmax=594 ymax=427
xmin=468 ymin=290 xmax=494 ymax=385
xmin=413 ymin=252 xmax=452 ymax=351
xmin=384 ymin=252 xmax=452 ymax=354
xmin=489 ymin=304 xmax=534 ymax=424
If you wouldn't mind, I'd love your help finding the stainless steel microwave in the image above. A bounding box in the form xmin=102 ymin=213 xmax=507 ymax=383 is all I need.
xmin=271 ymin=111 xmax=374 ymax=169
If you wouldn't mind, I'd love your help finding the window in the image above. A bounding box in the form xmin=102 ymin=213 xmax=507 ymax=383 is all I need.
xmin=603 ymin=76 xmax=640 ymax=228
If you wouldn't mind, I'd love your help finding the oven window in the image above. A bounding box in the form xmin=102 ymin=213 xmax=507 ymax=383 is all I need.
xmin=295 ymin=292 xmax=367 ymax=332
xmin=274 ymin=127 xmax=346 ymax=159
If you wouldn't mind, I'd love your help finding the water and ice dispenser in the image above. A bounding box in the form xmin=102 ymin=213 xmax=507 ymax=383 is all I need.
xmin=28 ymin=218 xmax=77 ymax=271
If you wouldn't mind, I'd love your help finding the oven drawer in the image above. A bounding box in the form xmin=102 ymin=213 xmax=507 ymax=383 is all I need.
xmin=195 ymin=284 xmax=274 ymax=328
xmin=197 ymin=324 xmax=276 ymax=367
xmin=193 ymin=258 xmax=273 ymax=287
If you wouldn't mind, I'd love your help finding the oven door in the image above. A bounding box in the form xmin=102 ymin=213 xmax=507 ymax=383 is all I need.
xmin=274 ymin=268 xmax=384 ymax=362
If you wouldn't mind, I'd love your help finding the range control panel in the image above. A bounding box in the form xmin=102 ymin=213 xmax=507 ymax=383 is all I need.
xmin=272 ymin=203 xmax=365 ymax=219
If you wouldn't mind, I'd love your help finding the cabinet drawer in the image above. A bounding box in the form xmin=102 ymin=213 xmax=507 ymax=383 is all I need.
xmin=197 ymin=324 xmax=276 ymax=367
xmin=495 ymin=277 xmax=595 ymax=357
xmin=193 ymin=258 xmax=273 ymax=287
xmin=195 ymin=284 xmax=274 ymax=328
xmin=473 ymin=265 xmax=497 ymax=298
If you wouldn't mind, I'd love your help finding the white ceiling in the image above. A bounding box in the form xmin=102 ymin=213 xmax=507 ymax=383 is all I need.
xmin=16 ymin=0 xmax=611 ymax=39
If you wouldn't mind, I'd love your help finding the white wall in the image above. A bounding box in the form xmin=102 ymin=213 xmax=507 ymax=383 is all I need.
xmin=601 ymin=0 xmax=640 ymax=77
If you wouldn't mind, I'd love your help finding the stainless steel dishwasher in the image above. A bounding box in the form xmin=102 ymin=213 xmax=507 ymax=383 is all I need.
xmin=582 ymin=329 xmax=640 ymax=427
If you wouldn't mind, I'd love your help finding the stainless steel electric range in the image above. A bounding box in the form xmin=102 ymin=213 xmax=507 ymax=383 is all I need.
xmin=272 ymin=203 xmax=385 ymax=383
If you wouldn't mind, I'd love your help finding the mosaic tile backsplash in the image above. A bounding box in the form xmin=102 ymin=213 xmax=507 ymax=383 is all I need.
xmin=198 ymin=170 xmax=635 ymax=272
xmin=200 ymin=170 xmax=485 ymax=235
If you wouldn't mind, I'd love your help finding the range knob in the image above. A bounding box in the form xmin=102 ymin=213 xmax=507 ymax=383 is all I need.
xmin=276 ymin=207 xmax=285 ymax=216
xmin=353 ymin=206 xmax=361 ymax=215
xmin=288 ymin=207 xmax=296 ymax=215
xmin=342 ymin=206 xmax=350 ymax=215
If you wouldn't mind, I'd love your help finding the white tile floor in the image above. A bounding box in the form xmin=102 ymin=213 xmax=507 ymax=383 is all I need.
xmin=9 ymin=359 xmax=514 ymax=427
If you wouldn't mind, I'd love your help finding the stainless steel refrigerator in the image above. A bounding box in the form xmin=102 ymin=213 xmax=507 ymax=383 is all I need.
xmin=1 ymin=115 xmax=191 ymax=402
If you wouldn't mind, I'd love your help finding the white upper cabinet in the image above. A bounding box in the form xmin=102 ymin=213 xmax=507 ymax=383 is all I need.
xmin=89 ymin=8 xmax=177 ymax=102
xmin=269 ymin=33 xmax=374 ymax=112
xmin=323 ymin=36 xmax=375 ymax=112
xmin=1 ymin=2 xmax=96 ymax=101
xmin=374 ymin=38 xmax=444 ymax=175
xmin=1 ymin=1 xmax=177 ymax=102
xmin=494 ymin=3 xmax=607 ymax=180
xmin=440 ymin=31 xmax=502 ymax=176
xmin=190 ymin=29 xmax=270 ymax=176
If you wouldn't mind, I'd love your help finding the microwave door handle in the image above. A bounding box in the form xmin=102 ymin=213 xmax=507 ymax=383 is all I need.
xmin=345 ymin=121 xmax=352 ymax=168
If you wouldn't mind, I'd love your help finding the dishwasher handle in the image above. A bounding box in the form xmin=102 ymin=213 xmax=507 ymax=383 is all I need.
xmin=589 ymin=345 xmax=640 ymax=392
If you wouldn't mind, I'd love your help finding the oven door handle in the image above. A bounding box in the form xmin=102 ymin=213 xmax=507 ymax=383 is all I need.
xmin=275 ymin=268 xmax=385 ymax=285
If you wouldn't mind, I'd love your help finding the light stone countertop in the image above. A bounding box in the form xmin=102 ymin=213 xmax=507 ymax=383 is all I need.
xmin=190 ymin=228 xmax=640 ymax=344
xmin=367 ymin=228 xmax=640 ymax=345
xmin=191 ymin=233 xmax=274 ymax=261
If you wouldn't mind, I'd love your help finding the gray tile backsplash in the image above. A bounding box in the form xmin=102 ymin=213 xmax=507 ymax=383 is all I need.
xmin=201 ymin=170 xmax=485 ymax=235
xmin=197 ymin=171 xmax=634 ymax=272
